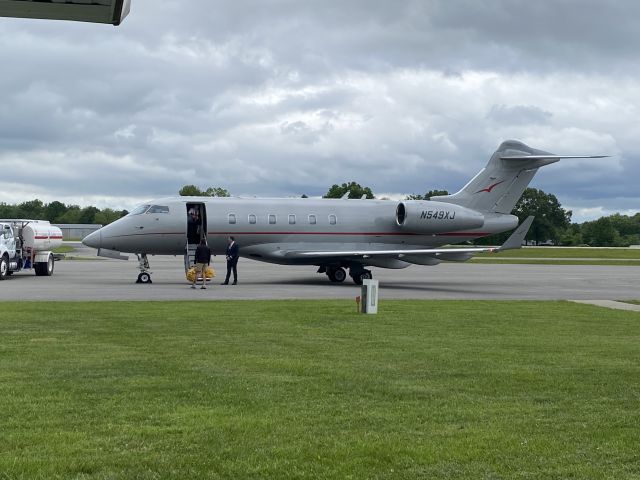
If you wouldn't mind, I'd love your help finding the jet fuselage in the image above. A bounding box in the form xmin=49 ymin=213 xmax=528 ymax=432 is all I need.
xmin=84 ymin=196 xmax=516 ymax=268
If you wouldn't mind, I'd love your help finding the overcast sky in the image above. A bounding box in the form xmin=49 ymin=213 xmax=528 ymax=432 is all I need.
xmin=1 ymin=0 xmax=639 ymax=222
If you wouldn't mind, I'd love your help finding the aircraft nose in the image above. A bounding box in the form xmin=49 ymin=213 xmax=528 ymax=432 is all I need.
xmin=82 ymin=229 xmax=102 ymax=249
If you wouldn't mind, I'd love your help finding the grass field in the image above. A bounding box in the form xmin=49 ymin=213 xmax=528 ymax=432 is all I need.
xmin=473 ymin=247 xmax=640 ymax=266
xmin=1 ymin=300 xmax=639 ymax=479
xmin=52 ymin=246 xmax=75 ymax=254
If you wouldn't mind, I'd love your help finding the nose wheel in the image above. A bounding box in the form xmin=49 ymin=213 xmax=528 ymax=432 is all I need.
xmin=136 ymin=254 xmax=153 ymax=284
xmin=137 ymin=272 xmax=152 ymax=284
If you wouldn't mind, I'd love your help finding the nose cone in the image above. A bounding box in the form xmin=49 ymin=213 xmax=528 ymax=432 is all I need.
xmin=82 ymin=229 xmax=102 ymax=249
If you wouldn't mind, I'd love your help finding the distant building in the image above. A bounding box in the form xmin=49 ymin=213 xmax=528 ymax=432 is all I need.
xmin=53 ymin=224 xmax=102 ymax=241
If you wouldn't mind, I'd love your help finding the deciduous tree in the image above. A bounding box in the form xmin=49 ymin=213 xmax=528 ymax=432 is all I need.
xmin=179 ymin=185 xmax=230 ymax=197
xmin=406 ymin=190 xmax=449 ymax=200
xmin=324 ymin=182 xmax=374 ymax=199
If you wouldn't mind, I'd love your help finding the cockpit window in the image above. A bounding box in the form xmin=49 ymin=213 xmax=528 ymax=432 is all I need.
xmin=147 ymin=205 xmax=170 ymax=214
xmin=129 ymin=204 xmax=151 ymax=215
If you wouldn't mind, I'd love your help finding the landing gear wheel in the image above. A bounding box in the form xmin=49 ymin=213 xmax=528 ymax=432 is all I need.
xmin=327 ymin=267 xmax=347 ymax=283
xmin=351 ymin=269 xmax=372 ymax=285
xmin=136 ymin=254 xmax=152 ymax=284
xmin=137 ymin=272 xmax=152 ymax=284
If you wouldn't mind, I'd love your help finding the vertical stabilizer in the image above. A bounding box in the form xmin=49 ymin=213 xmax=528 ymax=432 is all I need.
xmin=431 ymin=140 xmax=560 ymax=214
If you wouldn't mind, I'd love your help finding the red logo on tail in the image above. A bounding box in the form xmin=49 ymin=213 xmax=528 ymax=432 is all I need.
xmin=475 ymin=180 xmax=505 ymax=194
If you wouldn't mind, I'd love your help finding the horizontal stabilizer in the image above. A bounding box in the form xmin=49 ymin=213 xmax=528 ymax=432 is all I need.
xmin=501 ymin=154 xmax=608 ymax=160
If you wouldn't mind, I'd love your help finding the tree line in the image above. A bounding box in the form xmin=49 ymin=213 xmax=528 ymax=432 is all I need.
xmin=2 ymin=183 xmax=638 ymax=247
xmin=0 ymin=199 xmax=128 ymax=225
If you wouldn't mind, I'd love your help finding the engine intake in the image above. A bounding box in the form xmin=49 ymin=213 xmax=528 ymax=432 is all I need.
xmin=396 ymin=201 xmax=484 ymax=234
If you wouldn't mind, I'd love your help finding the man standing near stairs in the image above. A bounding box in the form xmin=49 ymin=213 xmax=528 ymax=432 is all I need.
xmin=221 ymin=236 xmax=239 ymax=285
xmin=191 ymin=238 xmax=211 ymax=290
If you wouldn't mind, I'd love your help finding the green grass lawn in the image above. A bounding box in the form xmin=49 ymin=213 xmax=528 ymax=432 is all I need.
xmin=53 ymin=245 xmax=75 ymax=254
xmin=471 ymin=258 xmax=640 ymax=266
xmin=1 ymin=300 xmax=639 ymax=479
xmin=472 ymin=247 xmax=640 ymax=265
xmin=477 ymin=247 xmax=640 ymax=259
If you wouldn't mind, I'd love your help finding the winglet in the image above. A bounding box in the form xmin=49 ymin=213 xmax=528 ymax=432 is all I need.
xmin=499 ymin=216 xmax=534 ymax=251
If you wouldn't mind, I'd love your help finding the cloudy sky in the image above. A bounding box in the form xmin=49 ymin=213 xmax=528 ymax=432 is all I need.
xmin=1 ymin=0 xmax=639 ymax=222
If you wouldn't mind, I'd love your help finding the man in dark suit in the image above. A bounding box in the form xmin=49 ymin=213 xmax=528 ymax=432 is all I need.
xmin=222 ymin=236 xmax=239 ymax=285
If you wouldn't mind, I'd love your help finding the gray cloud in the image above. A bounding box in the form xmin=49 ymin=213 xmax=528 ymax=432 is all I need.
xmin=487 ymin=105 xmax=553 ymax=126
xmin=0 ymin=0 xmax=638 ymax=221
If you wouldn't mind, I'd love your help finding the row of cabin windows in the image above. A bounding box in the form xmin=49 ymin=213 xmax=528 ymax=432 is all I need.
xmin=228 ymin=214 xmax=337 ymax=226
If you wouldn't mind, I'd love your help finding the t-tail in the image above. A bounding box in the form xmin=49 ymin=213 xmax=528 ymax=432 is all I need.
xmin=431 ymin=140 xmax=606 ymax=214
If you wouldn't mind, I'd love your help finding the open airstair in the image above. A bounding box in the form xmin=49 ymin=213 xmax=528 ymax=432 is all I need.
xmin=184 ymin=243 xmax=197 ymax=273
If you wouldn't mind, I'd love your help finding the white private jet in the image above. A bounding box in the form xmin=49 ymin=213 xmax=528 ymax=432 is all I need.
xmin=82 ymin=140 xmax=604 ymax=284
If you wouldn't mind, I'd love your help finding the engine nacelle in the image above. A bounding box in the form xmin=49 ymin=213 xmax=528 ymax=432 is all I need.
xmin=396 ymin=201 xmax=484 ymax=234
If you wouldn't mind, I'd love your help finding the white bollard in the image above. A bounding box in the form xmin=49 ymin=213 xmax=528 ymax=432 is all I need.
xmin=361 ymin=279 xmax=379 ymax=314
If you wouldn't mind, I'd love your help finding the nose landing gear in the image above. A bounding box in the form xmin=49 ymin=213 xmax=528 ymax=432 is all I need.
xmin=136 ymin=254 xmax=152 ymax=284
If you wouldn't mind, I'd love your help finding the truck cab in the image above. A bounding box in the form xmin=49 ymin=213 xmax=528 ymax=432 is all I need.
xmin=1 ymin=224 xmax=16 ymax=255
xmin=0 ymin=222 xmax=19 ymax=278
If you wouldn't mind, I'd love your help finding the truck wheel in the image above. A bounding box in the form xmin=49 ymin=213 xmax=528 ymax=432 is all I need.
xmin=46 ymin=255 xmax=54 ymax=276
xmin=0 ymin=256 xmax=8 ymax=280
xmin=35 ymin=254 xmax=54 ymax=276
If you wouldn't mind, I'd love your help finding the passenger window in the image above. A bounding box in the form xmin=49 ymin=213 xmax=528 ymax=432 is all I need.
xmin=268 ymin=214 xmax=277 ymax=225
xmin=228 ymin=213 xmax=237 ymax=225
xmin=147 ymin=205 xmax=169 ymax=214
xmin=288 ymin=214 xmax=296 ymax=225
xmin=329 ymin=214 xmax=337 ymax=225
xmin=309 ymin=214 xmax=317 ymax=225
xmin=248 ymin=214 xmax=257 ymax=224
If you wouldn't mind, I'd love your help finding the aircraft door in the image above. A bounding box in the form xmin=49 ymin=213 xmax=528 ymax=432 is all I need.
xmin=186 ymin=203 xmax=207 ymax=246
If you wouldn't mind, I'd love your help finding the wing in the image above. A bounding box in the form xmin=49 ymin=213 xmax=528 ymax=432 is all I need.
xmin=285 ymin=216 xmax=534 ymax=260
xmin=291 ymin=245 xmax=499 ymax=259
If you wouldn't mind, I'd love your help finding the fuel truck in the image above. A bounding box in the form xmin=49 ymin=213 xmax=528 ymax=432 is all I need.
xmin=0 ymin=220 xmax=63 ymax=280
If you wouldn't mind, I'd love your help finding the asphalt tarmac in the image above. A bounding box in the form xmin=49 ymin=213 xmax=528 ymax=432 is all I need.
xmin=1 ymin=244 xmax=638 ymax=301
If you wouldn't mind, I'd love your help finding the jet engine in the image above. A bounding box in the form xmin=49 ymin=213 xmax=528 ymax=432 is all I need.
xmin=395 ymin=201 xmax=484 ymax=234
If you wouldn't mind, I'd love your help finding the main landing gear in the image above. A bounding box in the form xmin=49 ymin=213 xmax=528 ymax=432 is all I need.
xmin=326 ymin=267 xmax=347 ymax=283
xmin=136 ymin=254 xmax=152 ymax=284
xmin=321 ymin=266 xmax=373 ymax=285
